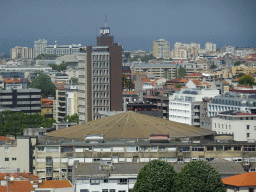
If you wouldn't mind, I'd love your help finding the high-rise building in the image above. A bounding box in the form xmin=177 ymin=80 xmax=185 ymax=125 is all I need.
xmin=34 ymin=39 xmax=48 ymax=57
xmin=205 ymin=42 xmax=217 ymax=52
xmin=78 ymin=26 xmax=122 ymax=123
xmin=10 ymin=46 xmax=35 ymax=59
xmin=153 ymin=39 xmax=171 ymax=59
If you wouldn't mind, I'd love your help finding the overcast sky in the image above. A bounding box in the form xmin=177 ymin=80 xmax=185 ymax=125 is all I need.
xmin=0 ymin=0 xmax=255 ymax=54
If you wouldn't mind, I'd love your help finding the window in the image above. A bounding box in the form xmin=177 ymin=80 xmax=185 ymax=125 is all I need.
xmin=68 ymin=166 xmax=72 ymax=173
xmin=216 ymin=146 xmax=223 ymax=151
xmin=140 ymin=147 xmax=148 ymax=152
xmin=46 ymin=147 xmax=59 ymax=153
xmin=192 ymin=146 xmax=204 ymax=151
xmin=104 ymin=179 xmax=108 ymax=183
xmin=5 ymin=158 xmax=9 ymax=161
xmin=61 ymin=169 xmax=67 ymax=172
xmin=119 ymin=178 xmax=127 ymax=184
xmin=178 ymin=146 xmax=190 ymax=152
xmin=110 ymin=190 xmax=116 ymax=192
xmin=102 ymin=190 xmax=108 ymax=192
xmin=247 ymin=133 xmax=250 ymax=138
xmin=206 ymin=157 xmax=214 ymax=161
xmin=12 ymin=158 xmax=17 ymax=161
xmin=159 ymin=146 xmax=166 ymax=152
xmin=224 ymin=147 xmax=231 ymax=151
xmin=150 ymin=147 xmax=157 ymax=152
xmin=80 ymin=190 xmax=89 ymax=192
xmin=90 ymin=179 xmax=100 ymax=185
xmin=244 ymin=145 xmax=255 ymax=151
xmin=234 ymin=147 xmax=241 ymax=151
xmin=247 ymin=125 xmax=250 ymax=130
xmin=207 ymin=147 xmax=214 ymax=151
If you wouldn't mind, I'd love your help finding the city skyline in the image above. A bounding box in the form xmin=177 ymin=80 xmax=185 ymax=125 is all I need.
xmin=0 ymin=0 xmax=256 ymax=54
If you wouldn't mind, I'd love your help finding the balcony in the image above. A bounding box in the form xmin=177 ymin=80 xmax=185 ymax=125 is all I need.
xmin=46 ymin=172 xmax=53 ymax=177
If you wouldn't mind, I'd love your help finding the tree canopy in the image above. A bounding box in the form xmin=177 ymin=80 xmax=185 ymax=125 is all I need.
xmin=0 ymin=111 xmax=56 ymax=136
xmin=238 ymin=74 xmax=255 ymax=86
xmin=48 ymin=62 xmax=78 ymax=72
xmin=174 ymin=161 xmax=226 ymax=192
xmin=69 ymin=77 xmax=78 ymax=85
xmin=132 ymin=160 xmax=177 ymax=192
xmin=177 ymin=67 xmax=186 ymax=78
xmin=29 ymin=73 xmax=57 ymax=98
xmin=64 ymin=113 xmax=79 ymax=124
xmin=234 ymin=61 xmax=241 ymax=66
xmin=210 ymin=64 xmax=217 ymax=69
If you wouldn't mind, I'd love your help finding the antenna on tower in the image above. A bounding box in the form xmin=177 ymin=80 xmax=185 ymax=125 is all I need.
xmin=105 ymin=14 xmax=107 ymax=27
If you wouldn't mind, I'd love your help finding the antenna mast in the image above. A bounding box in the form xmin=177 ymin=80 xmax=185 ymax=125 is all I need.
xmin=105 ymin=14 xmax=107 ymax=27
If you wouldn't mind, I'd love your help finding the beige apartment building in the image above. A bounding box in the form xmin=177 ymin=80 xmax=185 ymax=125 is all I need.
xmin=232 ymin=64 xmax=256 ymax=76
xmin=153 ymin=39 xmax=171 ymax=59
xmin=31 ymin=112 xmax=256 ymax=181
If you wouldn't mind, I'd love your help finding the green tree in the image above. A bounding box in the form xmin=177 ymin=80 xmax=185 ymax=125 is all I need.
xmin=48 ymin=62 xmax=78 ymax=72
xmin=177 ymin=67 xmax=186 ymax=78
xmin=0 ymin=111 xmax=55 ymax=136
xmin=140 ymin=54 xmax=156 ymax=63
xmin=239 ymin=74 xmax=255 ymax=86
xmin=174 ymin=161 xmax=226 ymax=192
xmin=132 ymin=160 xmax=177 ymax=192
xmin=175 ymin=84 xmax=181 ymax=88
xmin=234 ymin=61 xmax=241 ymax=66
xmin=64 ymin=113 xmax=79 ymax=124
xmin=69 ymin=77 xmax=78 ymax=85
xmin=125 ymin=80 xmax=134 ymax=91
xmin=29 ymin=73 xmax=57 ymax=98
xmin=210 ymin=64 xmax=217 ymax=69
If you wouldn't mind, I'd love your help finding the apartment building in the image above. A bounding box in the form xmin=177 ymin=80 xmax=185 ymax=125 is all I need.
xmin=169 ymin=88 xmax=219 ymax=126
xmin=0 ymin=136 xmax=33 ymax=173
xmin=208 ymin=91 xmax=256 ymax=117
xmin=130 ymin=63 xmax=177 ymax=79
xmin=153 ymin=39 xmax=171 ymax=59
xmin=232 ymin=64 xmax=256 ymax=76
xmin=10 ymin=46 xmax=35 ymax=59
xmin=46 ymin=44 xmax=83 ymax=56
xmin=0 ymin=89 xmax=41 ymax=114
xmin=53 ymin=85 xmax=78 ymax=123
xmin=32 ymin=111 xmax=256 ymax=181
xmin=34 ymin=39 xmax=48 ymax=57
xmin=205 ymin=42 xmax=217 ymax=52
xmin=212 ymin=111 xmax=256 ymax=141
xmin=78 ymin=26 xmax=122 ymax=123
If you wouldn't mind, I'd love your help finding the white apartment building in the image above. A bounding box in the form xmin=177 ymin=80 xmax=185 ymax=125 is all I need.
xmin=207 ymin=92 xmax=256 ymax=117
xmin=169 ymin=88 xmax=219 ymax=126
xmin=46 ymin=44 xmax=83 ymax=56
xmin=212 ymin=112 xmax=256 ymax=142
xmin=10 ymin=46 xmax=35 ymax=59
xmin=205 ymin=42 xmax=217 ymax=52
xmin=153 ymin=39 xmax=171 ymax=59
xmin=34 ymin=39 xmax=48 ymax=57
xmin=223 ymin=46 xmax=235 ymax=55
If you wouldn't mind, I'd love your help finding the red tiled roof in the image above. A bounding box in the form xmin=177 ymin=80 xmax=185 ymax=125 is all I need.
xmin=39 ymin=180 xmax=73 ymax=188
xmin=141 ymin=78 xmax=151 ymax=83
xmin=180 ymin=79 xmax=189 ymax=83
xmin=8 ymin=181 xmax=34 ymax=192
xmin=191 ymin=80 xmax=202 ymax=86
xmin=222 ymin=172 xmax=256 ymax=187
xmin=4 ymin=78 xmax=22 ymax=83
xmin=0 ymin=136 xmax=13 ymax=142
xmin=223 ymin=80 xmax=229 ymax=85
xmin=0 ymin=173 xmax=39 ymax=180
xmin=122 ymin=91 xmax=137 ymax=94
xmin=186 ymin=72 xmax=202 ymax=77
